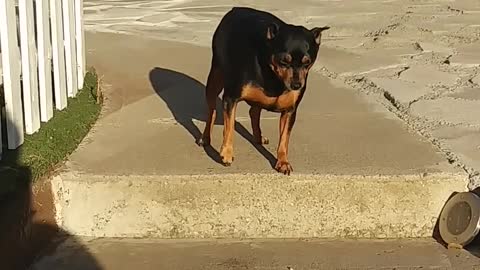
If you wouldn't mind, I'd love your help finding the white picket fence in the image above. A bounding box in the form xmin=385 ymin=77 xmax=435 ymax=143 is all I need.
xmin=0 ymin=0 xmax=85 ymax=159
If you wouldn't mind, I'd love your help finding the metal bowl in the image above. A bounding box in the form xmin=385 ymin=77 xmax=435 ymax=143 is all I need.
xmin=439 ymin=192 xmax=480 ymax=247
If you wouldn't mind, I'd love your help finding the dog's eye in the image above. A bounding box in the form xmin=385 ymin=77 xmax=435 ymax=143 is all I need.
xmin=302 ymin=56 xmax=312 ymax=66
xmin=279 ymin=60 xmax=290 ymax=67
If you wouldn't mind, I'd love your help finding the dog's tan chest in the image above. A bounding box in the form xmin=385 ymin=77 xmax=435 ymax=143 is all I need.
xmin=241 ymin=84 xmax=300 ymax=111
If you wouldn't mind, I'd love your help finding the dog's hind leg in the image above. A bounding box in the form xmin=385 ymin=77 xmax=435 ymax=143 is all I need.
xmin=197 ymin=62 xmax=224 ymax=146
xmin=249 ymin=106 xmax=269 ymax=145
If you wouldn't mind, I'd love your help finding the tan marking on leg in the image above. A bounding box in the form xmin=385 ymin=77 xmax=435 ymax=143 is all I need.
xmin=241 ymin=84 xmax=300 ymax=111
xmin=220 ymin=100 xmax=237 ymax=165
xmin=275 ymin=111 xmax=296 ymax=175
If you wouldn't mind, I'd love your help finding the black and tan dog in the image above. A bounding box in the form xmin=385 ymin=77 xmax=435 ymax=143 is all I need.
xmin=197 ymin=7 xmax=329 ymax=175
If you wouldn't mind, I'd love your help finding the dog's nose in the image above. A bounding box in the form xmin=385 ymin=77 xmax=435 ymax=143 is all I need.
xmin=290 ymin=82 xmax=302 ymax=90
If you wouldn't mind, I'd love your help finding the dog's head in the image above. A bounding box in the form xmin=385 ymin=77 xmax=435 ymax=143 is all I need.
xmin=266 ymin=23 xmax=329 ymax=91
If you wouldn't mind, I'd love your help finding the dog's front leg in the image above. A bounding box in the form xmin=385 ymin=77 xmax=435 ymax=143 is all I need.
xmin=275 ymin=110 xmax=297 ymax=175
xmin=220 ymin=96 xmax=237 ymax=166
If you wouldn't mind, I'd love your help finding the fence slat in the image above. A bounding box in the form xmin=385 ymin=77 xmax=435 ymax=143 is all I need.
xmin=63 ymin=0 xmax=78 ymax=97
xmin=0 ymin=0 xmax=25 ymax=149
xmin=36 ymin=0 xmax=54 ymax=122
xmin=50 ymin=0 xmax=68 ymax=110
xmin=75 ymin=0 xmax=86 ymax=89
xmin=19 ymin=0 xmax=41 ymax=134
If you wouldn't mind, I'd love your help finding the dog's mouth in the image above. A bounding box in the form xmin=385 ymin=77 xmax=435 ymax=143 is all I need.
xmin=278 ymin=75 xmax=306 ymax=91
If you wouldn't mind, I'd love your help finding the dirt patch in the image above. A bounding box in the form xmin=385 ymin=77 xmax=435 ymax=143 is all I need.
xmin=0 ymin=69 xmax=102 ymax=269
xmin=0 ymin=178 xmax=60 ymax=270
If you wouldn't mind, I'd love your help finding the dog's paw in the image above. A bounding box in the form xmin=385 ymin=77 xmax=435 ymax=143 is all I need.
xmin=220 ymin=146 xmax=234 ymax=166
xmin=275 ymin=160 xmax=293 ymax=175
xmin=255 ymin=136 xmax=269 ymax=145
xmin=196 ymin=136 xmax=210 ymax=147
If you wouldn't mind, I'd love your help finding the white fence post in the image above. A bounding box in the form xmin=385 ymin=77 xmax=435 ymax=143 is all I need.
xmin=19 ymin=0 xmax=41 ymax=134
xmin=0 ymin=0 xmax=86 ymax=157
xmin=0 ymin=0 xmax=25 ymax=149
xmin=50 ymin=0 xmax=68 ymax=110
xmin=63 ymin=0 xmax=78 ymax=97
xmin=75 ymin=0 xmax=86 ymax=89
xmin=36 ymin=0 xmax=54 ymax=122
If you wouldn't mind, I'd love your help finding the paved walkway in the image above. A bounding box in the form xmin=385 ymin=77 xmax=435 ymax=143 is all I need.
xmin=31 ymin=238 xmax=480 ymax=269
xmin=78 ymin=32 xmax=454 ymax=176
xmin=83 ymin=0 xmax=480 ymax=186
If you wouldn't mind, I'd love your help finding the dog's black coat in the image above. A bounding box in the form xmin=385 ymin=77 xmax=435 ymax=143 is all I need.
xmin=199 ymin=7 xmax=329 ymax=174
xmin=211 ymin=7 xmax=326 ymax=107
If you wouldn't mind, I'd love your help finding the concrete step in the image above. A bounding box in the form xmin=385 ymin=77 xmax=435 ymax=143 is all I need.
xmin=32 ymin=238 xmax=480 ymax=270
xmin=52 ymin=172 xmax=466 ymax=239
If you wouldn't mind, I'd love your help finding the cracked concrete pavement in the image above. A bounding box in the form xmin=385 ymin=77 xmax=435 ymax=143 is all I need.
xmin=27 ymin=0 xmax=480 ymax=268
xmin=84 ymin=0 xmax=480 ymax=188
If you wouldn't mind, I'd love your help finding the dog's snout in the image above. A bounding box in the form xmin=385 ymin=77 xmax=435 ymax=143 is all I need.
xmin=290 ymin=82 xmax=302 ymax=90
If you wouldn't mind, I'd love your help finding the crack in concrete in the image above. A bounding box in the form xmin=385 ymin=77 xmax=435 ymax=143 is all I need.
xmin=394 ymin=66 xmax=410 ymax=78
xmin=406 ymin=66 xmax=479 ymax=109
xmin=364 ymin=13 xmax=410 ymax=38
xmin=317 ymin=66 xmax=479 ymax=189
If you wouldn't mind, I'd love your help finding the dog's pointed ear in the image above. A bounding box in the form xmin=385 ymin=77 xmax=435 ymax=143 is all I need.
xmin=267 ymin=23 xmax=279 ymax=40
xmin=311 ymin=26 xmax=330 ymax=45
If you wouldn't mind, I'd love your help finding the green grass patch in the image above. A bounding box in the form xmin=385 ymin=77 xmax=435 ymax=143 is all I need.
xmin=0 ymin=69 xmax=102 ymax=197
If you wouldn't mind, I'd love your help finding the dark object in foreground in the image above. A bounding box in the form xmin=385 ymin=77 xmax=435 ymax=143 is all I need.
xmin=197 ymin=7 xmax=330 ymax=175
